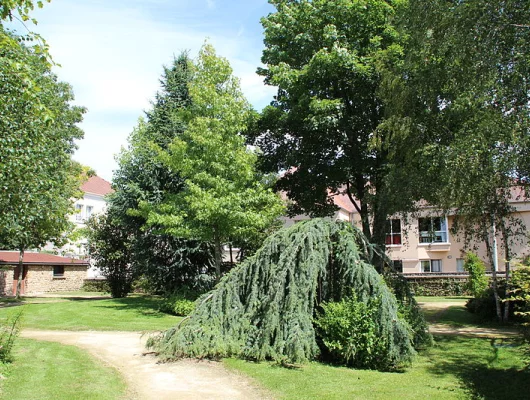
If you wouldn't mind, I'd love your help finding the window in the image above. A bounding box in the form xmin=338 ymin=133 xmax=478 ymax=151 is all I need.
xmin=75 ymin=204 xmax=83 ymax=221
xmin=420 ymin=259 xmax=442 ymax=273
xmin=385 ymin=219 xmax=402 ymax=245
xmin=418 ymin=217 xmax=448 ymax=243
xmin=392 ymin=260 xmax=403 ymax=273
xmin=85 ymin=206 xmax=94 ymax=220
xmin=53 ymin=266 xmax=65 ymax=277
xmin=456 ymin=258 xmax=465 ymax=273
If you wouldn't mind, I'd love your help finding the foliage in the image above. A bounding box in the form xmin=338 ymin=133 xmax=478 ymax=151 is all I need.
xmin=143 ymin=43 xmax=285 ymax=279
xmin=463 ymin=253 xmax=489 ymax=297
xmin=509 ymin=265 xmax=530 ymax=324
xmin=85 ymin=212 xmax=133 ymax=298
xmin=0 ymin=308 xmax=23 ymax=363
xmin=251 ymin=0 xmax=410 ymax=247
xmin=315 ymin=293 xmax=399 ymax=370
xmin=81 ymin=279 xmax=110 ymax=293
xmin=407 ymin=278 xmax=469 ymax=297
xmin=148 ymin=219 xmax=417 ymax=370
xmin=109 ymin=53 xmax=215 ymax=294
xmin=392 ymin=0 xmax=530 ymax=321
xmin=0 ymin=26 xmax=85 ymax=253
xmin=159 ymin=290 xmax=198 ymax=317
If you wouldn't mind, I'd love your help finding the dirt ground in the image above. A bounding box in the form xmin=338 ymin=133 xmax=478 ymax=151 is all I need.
xmin=21 ymin=330 xmax=271 ymax=400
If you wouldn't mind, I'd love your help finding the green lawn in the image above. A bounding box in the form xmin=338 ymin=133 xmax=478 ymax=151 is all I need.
xmin=225 ymin=335 xmax=529 ymax=400
xmin=1 ymin=338 xmax=127 ymax=400
xmin=0 ymin=295 xmax=181 ymax=331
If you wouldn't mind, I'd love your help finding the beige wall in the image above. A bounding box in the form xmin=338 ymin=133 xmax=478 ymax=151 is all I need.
xmin=25 ymin=265 xmax=87 ymax=294
xmin=388 ymin=205 xmax=530 ymax=273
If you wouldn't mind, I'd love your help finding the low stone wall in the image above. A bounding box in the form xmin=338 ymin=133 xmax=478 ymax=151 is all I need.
xmin=26 ymin=265 xmax=87 ymax=294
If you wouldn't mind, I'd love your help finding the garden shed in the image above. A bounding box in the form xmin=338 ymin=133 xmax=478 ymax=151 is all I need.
xmin=0 ymin=251 xmax=89 ymax=296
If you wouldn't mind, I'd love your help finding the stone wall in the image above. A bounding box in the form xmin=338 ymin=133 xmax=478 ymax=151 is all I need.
xmin=0 ymin=267 xmax=14 ymax=296
xmin=25 ymin=265 xmax=87 ymax=294
xmin=404 ymin=273 xmax=506 ymax=296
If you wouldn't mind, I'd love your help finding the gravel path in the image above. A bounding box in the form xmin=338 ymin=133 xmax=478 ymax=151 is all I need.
xmin=21 ymin=330 xmax=271 ymax=400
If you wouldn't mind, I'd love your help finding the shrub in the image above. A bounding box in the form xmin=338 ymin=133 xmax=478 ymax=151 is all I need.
xmin=159 ymin=288 xmax=200 ymax=316
xmin=463 ymin=253 xmax=489 ymax=297
xmin=81 ymin=279 xmax=110 ymax=293
xmin=314 ymin=294 xmax=399 ymax=370
xmin=0 ymin=309 xmax=23 ymax=363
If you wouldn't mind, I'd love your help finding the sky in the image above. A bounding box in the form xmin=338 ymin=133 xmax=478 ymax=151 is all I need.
xmin=14 ymin=0 xmax=277 ymax=181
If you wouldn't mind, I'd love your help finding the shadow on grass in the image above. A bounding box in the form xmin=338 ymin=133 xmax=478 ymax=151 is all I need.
xmin=427 ymin=336 xmax=530 ymax=400
xmin=90 ymin=295 xmax=169 ymax=318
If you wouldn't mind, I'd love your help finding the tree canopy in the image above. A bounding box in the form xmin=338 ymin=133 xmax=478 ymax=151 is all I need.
xmin=141 ymin=44 xmax=285 ymax=280
xmin=0 ymin=27 xmax=84 ymax=252
xmin=250 ymin=0 xmax=407 ymax=248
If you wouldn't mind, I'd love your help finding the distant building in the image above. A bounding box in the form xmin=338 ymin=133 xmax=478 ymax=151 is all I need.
xmin=44 ymin=175 xmax=113 ymax=278
xmin=283 ymin=190 xmax=530 ymax=274
xmin=0 ymin=251 xmax=89 ymax=296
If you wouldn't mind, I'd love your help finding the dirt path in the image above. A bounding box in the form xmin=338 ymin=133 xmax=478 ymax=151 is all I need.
xmin=21 ymin=330 xmax=271 ymax=400
xmin=418 ymin=301 xmax=521 ymax=338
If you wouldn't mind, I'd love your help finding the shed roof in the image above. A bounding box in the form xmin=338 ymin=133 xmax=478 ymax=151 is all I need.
xmin=0 ymin=252 xmax=89 ymax=266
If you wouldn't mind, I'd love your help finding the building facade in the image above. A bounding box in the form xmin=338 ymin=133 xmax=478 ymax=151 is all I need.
xmin=284 ymin=193 xmax=530 ymax=274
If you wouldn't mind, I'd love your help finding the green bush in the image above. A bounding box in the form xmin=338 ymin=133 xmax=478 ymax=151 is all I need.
xmin=81 ymin=279 xmax=110 ymax=293
xmin=314 ymin=295 xmax=394 ymax=370
xmin=463 ymin=253 xmax=489 ymax=297
xmin=0 ymin=309 xmax=23 ymax=363
xmin=159 ymin=288 xmax=200 ymax=316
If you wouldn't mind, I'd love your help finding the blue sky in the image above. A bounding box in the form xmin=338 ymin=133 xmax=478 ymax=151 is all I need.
xmin=15 ymin=0 xmax=276 ymax=181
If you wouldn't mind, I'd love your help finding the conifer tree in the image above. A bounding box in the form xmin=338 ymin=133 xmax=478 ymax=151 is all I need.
xmin=149 ymin=219 xmax=426 ymax=370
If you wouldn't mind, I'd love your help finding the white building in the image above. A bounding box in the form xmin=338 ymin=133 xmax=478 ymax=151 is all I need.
xmin=44 ymin=175 xmax=113 ymax=277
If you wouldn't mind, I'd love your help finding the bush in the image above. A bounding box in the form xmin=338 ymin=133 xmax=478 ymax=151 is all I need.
xmin=159 ymin=288 xmax=200 ymax=316
xmin=463 ymin=253 xmax=489 ymax=297
xmin=314 ymin=295 xmax=394 ymax=370
xmin=0 ymin=309 xmax=23 ymax=363
xmin=81 ymin=279 xmax=110 ymax=293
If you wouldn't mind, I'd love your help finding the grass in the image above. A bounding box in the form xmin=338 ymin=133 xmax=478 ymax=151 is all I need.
xmin=225 ymin=335 xmax=529 ymax=400
xmin=1 ymin=338 xmax=127 ymax=399
xmin=0 ymin=295 xmax=181 ymax=331
xmin=416 ymin=296 xmax=470 ymax=303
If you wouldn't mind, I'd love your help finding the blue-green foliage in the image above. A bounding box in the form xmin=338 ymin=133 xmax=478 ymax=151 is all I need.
xmin=149 ymin=219 xmax=421 ymax=370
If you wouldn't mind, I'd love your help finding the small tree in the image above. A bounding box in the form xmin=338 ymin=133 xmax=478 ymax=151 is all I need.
xmin=463 ymin=253 xmax=489 ymax=298
xmin=85 ymin=212 xmax=133 ymax=298
xmin=142 ymin=44 xmax=285 ymax=281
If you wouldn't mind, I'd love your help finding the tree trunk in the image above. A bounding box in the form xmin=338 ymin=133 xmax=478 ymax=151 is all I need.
xmin=213 ymin=232 xmax=222 ymax=283
xmin=502 ymin=226 xmax=511 ymax=322
xmin=485 ymin=218 xmax=503 ymax=322
xmin=15 ymin=248 xmax=25 ymax=299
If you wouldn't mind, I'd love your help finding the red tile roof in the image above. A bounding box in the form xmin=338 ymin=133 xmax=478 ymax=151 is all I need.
xmin=0 ymin=252 xmax=89 ymax=265
xmin=81 ymin=175 xmax=113 ymax=196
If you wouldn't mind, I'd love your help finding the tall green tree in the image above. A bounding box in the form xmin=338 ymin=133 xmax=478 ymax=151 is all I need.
xmin=392 ymin=0 xmax=530 ymax=320
xmin=142 ymin=44 xmax=285 ymax=281
xmin=250 ymin=0 xmax=407 ymax=252
xmin=0 ymin=23 xmax=85 ymax=297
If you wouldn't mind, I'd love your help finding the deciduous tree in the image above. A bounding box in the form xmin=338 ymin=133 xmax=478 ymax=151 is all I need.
xmin=142 ymin=44 xmax=285 ymax=281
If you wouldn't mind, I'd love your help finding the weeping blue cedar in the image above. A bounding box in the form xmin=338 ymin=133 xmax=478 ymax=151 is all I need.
xmin=149 ymin=219 xmax=418 ymax=367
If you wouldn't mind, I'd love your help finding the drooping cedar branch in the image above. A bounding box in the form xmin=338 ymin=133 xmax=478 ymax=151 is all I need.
xmin=149 ymin=219 xmax=425 ymax=368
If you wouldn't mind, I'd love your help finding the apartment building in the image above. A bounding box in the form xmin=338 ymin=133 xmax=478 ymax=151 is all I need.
xmin=284 ymin=193 xmax=530 ymax=274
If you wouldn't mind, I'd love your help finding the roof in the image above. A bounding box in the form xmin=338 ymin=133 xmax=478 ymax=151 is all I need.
xmin=81 ymin=175 xmax=113 ymax=196
xmin=0 ymin=252 xmax=89 ymax=266
xmin=331 ymin=192 xmax=357 ymax=214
